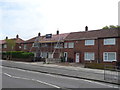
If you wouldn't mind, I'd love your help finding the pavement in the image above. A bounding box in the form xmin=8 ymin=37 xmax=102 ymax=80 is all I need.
xmin=2 ymin=65 xmax=117 ymax=88
xmin=1 ymin=60 xmax=120 ymax=85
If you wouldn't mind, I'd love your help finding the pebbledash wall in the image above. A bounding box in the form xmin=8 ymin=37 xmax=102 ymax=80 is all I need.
xmin=64 ymin=27 xmax=120 ymax=64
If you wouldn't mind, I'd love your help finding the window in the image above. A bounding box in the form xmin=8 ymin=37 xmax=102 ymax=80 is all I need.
xmin=32 ymin=43 xmax=38 ymax=47
xmin=85 ymin=40 xmax=94 ymax=45
xmin=54 ymin=43 xmax=63 ymax=48
xmin=104 ymin=38 xmax=115 ymax=45
xmin=84 ymin=52 xmax=95 ymax=60
xmin=24 ymin=44 xmax=27 ymax=49
xmin=68 ymin=42 xmax=74 ymax=48
xmin=19 ymin=46 xmax=21 ymax=49
xmin=41 ymin=44 xmax=48 ymax=47
xmin=64 ymin=43 xmax=67 ymax=48
xmin=103 ymin=52 xmax=116 ymax=61
xmin=3 ymin=44 xmax=7 ymax=48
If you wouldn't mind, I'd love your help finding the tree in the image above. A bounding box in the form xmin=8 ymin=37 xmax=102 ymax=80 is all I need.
xmin=5 ymin=39 xmax=16 ymax=59
xmin=102 ymin=25 xmax=120 ymax=29
xmin=109 ymin=25 xmax=117 ymax=29
xmin=102 ymin=26 xmax=109 ymax=29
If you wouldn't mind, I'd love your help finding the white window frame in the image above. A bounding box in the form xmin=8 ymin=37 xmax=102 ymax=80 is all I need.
xmin=19 ymin=46 xmax=22 ymax=49
xmin=3 ymin=44 xmax=7 ymax=48
xmin=32 ymin=43 xmax=35 ymax=47
xmin=64 ymin=43 xmax=68 ymax=48
xmin=54 ymin=43 xmax=63 ymax=48
xmin=24 ymin=44 xmax=27 ymax=50
xmin=85 ymin=40 xmax=95 ymax=45
xmin=104 ymin=38 xmax=116 ymax=45
xmin=103 ymin=52 xmax=116 ymax=62
xmin=32 ymin=43 xmax=38 ymax=47
xmin=84 ymin=52 xmax=95 ymax=61
xmin=68 ymin=42 xmax=74 ymax=48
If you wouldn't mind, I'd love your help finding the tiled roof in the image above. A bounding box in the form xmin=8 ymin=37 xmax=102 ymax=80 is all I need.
xmin=0 ymin=40 xmax=6 ymax=44
xmin=0 ymin=38 xmax=24 ymax=44
xmin=65 ymin=28 xmax=120 ymax=41
xmin=40 ymin=33 xmax=69 ymax=43
xmin=23 ymin=36 xmax=44 ymax=43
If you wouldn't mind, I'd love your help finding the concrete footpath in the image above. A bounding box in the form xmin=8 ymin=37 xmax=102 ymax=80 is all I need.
xmin=18 ymin=61 xmax=120 ymax=85
xmin=2 ymin=60 xmax=120 ymax=85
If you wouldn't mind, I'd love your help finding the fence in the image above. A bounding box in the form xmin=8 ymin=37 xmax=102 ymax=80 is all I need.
xmin=104 ymin=65 xmax=120 ymax=84
xmin=45 ymin=58 xmax=61 ymax=64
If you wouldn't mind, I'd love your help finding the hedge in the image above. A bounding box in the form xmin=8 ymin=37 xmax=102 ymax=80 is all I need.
xmin=85 ymin=62 xmax=116 ymax=69
xmin=2 ymin=51 xmax=34 ymax=59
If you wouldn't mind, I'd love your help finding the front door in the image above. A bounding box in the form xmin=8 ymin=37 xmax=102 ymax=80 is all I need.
xmin=75 ymin=53 xmax=79 ymax=63
xmin=64 ymin=52 xmax=68 ymax=62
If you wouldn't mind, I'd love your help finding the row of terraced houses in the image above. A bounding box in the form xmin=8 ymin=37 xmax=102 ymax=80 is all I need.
xmin=1 ymin=26 xmax=120 ymax=64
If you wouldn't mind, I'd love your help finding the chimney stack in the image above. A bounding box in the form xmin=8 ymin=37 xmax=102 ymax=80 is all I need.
xmin=57 ymin=30 xmax=59 ymax=35
xmin=85 ymin=26 xmax=88 ymax=31
xmin=16 ymin=34 xmax=19 ymax=38
xmin=38 ymin=32 xmax=41 ymax=37
xmin=6 ymin=36 xmax=8 ymax=40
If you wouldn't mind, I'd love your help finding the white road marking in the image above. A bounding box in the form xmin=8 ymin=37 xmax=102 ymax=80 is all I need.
xmin=4 ymin=73 xmax=12 ymax=77
xmin=2 ymin=66 xmax=119 ymax=88
xmin=3 ymin=72 xmax=60 ymax=88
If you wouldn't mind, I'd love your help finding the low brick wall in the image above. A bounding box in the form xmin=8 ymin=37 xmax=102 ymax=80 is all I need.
xmin=85 ymin=62 xmax=117 ymax=69
xmin=45 ymin=58 xmax=61 ymax=64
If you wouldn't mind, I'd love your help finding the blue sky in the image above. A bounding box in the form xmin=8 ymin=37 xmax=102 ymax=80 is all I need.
xmin=0 ymin=0 xmax=119 ymax=40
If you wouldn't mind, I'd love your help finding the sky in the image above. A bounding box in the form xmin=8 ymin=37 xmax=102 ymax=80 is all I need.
xmin=0 ymin=0 xmax=119 ymax=40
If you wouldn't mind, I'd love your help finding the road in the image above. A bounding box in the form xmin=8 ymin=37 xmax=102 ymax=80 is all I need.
xmin=1 ymin=65 xmax=118 ymax=88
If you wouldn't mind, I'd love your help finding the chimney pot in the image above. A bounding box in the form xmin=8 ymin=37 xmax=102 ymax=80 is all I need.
xmin=38 ymin=32 xmax=41 ymax=36
xmin=16 ymin=34 xmax=19 ymax=38
xmin=57 ymin=30 xmax=59 ymax=35
xmin=6 ymin=36 xmax=8 ymax=40
xmin=85 ymin=26 xmax=88 ymax=31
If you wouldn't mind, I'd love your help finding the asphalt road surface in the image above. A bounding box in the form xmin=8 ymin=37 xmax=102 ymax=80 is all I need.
xmin=1 ymin=65 xmax=118 ymax=89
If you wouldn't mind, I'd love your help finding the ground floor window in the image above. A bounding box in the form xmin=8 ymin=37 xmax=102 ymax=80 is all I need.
xmin=84 ymin=52 xmax=95 ymax=60
xmin=103 ymin=52 xmax=116 ymax=62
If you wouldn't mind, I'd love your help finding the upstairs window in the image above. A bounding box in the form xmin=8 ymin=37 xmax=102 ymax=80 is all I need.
xmin=104 ymin=38 xmax=115 ymax=45
xmin=24 ymin=44 xmax=27 ymax=50
xmin=41 ymin=44 xmax=48 ymax=47
xmin=85 ymin=40 xmax=95 ymax=45
xmin=3 ymin=44 xmax=7 ymax=48
xmin=32 ymin=43 xmax=38 ymax=47
xmin=54 ymin=43 xmax=63 ymax=48
xmin=68 ymin=42 xmax=74 ymax=48
xmin=64 ymin=43 xmax=68 ymax=48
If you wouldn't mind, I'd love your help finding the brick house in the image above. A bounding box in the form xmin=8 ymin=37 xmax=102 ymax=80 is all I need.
xmin=0 ymin=35 xmax=24 ymax=52
xmin=64 ymin=27 xmax=120 ymax=64
xmin=20 ymin=33 xmax=44 ymax=57
xmin=39 ymin=31 xmax=69 ymax=59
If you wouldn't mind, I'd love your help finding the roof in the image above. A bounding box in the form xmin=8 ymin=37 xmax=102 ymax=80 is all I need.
xmin=65 ymin=28 xmax=120 ymax=41
xmin=0 ymin=38 xmax=24 ymax=44
xmin=39 ymin=33 xmax=69 ymax=43
xmin=0 ymin=40 xmax=6 ymax=44
xmin=23 ymin=36 xmax=44 ymax=43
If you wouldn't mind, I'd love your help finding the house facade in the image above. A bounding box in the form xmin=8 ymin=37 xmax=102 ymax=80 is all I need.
xmin=0 ymin=35 xmax=24 ymax=52
xmin=64 ymin=27 xmax=120 ymax=64
xmin=1 ymin=27 xmax=120 ymax=64
xmin=39 ymin=31 xmax=69 ymax=59
xmin=20 ymin=33 xmax=44 ymax=57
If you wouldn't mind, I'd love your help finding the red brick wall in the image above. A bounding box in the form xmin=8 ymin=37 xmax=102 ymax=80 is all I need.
xmin=64 ymin=38 xmax=119 ymax=63
xmin=99 ymin=38 xmax=118 ymax=63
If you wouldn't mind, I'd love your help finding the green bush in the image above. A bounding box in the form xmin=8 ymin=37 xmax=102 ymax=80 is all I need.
xmin=3 ymin=51 xmax=34 ymax=59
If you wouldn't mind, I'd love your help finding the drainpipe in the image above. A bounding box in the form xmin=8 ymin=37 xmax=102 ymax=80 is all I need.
xmin=97 ymin=38 xmax=100 ymax=63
